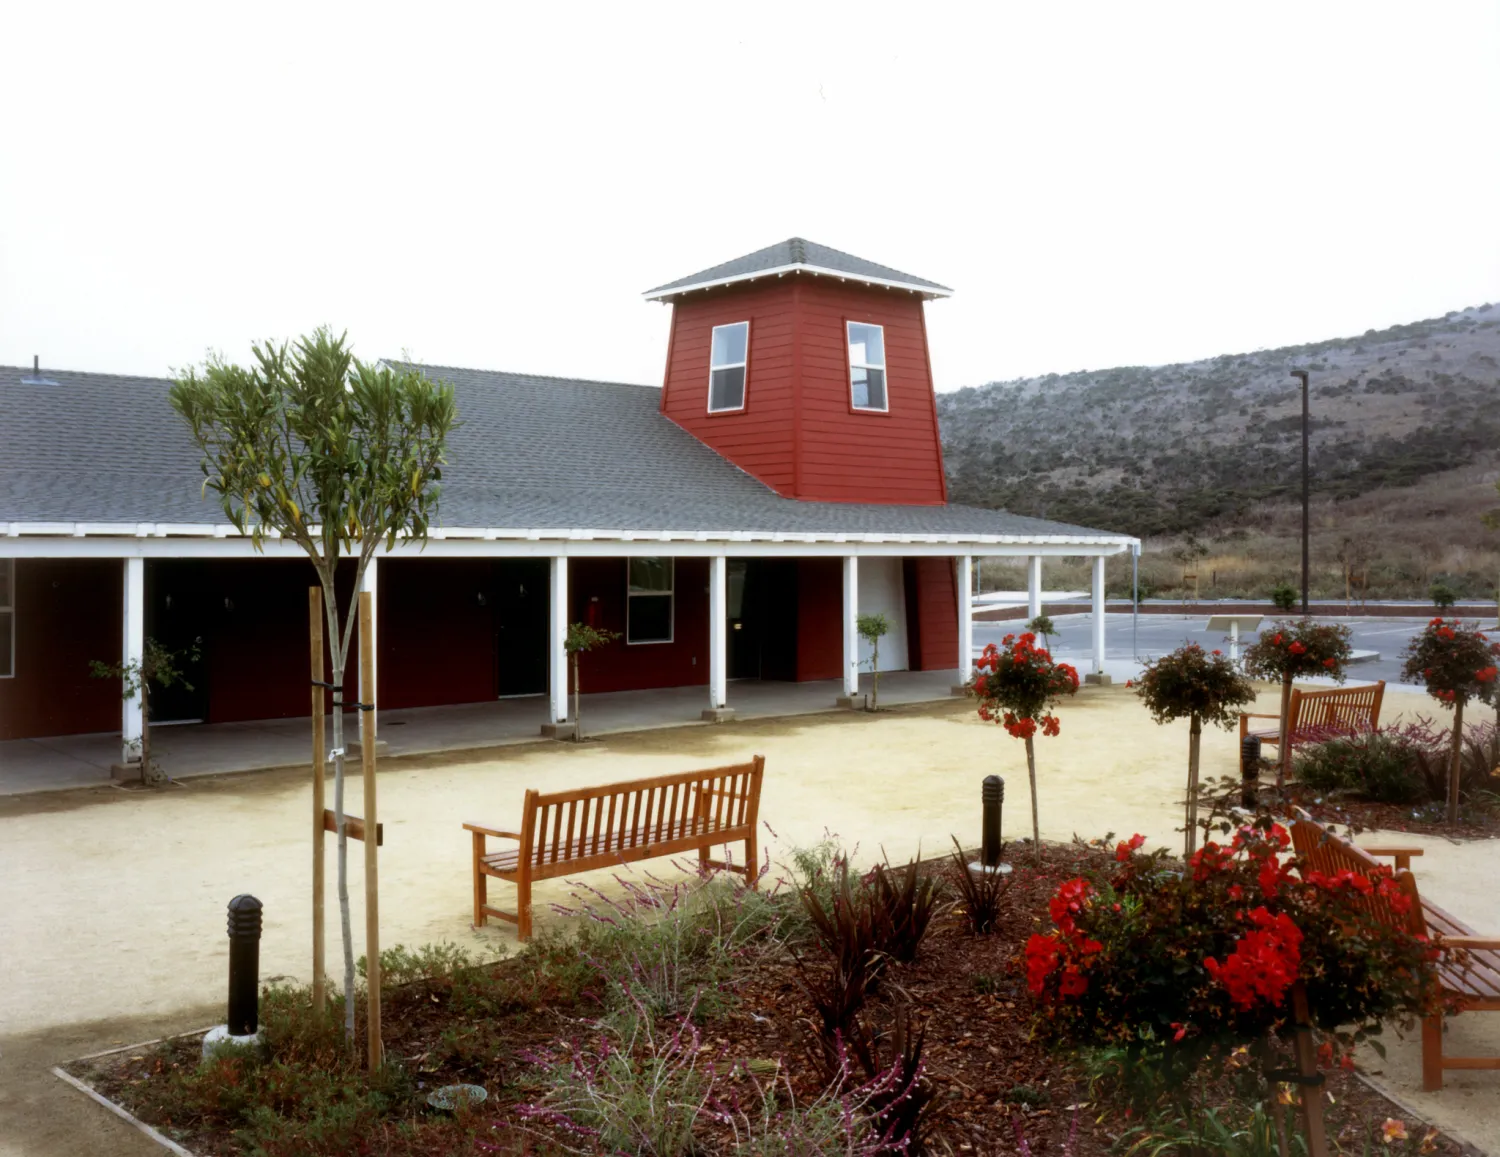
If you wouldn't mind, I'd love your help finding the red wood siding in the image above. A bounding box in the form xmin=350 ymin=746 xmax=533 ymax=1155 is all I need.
xmin=792 ymin=279 xmax=947 ymax=505
xmin=379 ymin=559 xmax=496 ymax=709
xmin=571 ymin=557 xmax=710 ymax=693
xmin=795 ymin=558 xmax=843 ymax=681
xmin=909 ymin=557 xmax=958 ymax=671
xmin=660 ymin=280 xmax=800 ymax=495
xmin=0 ymin=559 xmax=122 ymax=740
xmin=660 ymin=275 xmax=947 ymax=505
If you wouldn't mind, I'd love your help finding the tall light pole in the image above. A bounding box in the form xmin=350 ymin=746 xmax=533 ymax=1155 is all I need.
xmin=1291 ymin=369 xmax=1310 ymax=615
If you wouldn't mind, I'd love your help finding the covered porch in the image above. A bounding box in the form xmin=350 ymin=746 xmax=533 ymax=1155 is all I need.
xmin=0 ymin=667 xmax=965 ymax=794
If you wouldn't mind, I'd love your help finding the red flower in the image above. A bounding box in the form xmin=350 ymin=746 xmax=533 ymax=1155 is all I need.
xmin=1289 ymin=641 xmax=1307 ymax=656
xmin=1323 ymin=657 xmax=1337 ymax=669
xmin=1025 ymin=933 xmax=1060 ymax=997
xmin=1477 ymin=666 xmax=1498 ymax=683
xmin=1189 ymin=841 xmax=1232 ymax=881
xmin=1115 ymin=833 xmax=1147 ymax=862
xmin=1204 ymin=908 xmax=1303 ymax=1010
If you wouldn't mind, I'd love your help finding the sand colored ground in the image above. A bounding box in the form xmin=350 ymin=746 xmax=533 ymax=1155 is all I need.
xmin=1 ymin=683 xmax=1496 ymax=1155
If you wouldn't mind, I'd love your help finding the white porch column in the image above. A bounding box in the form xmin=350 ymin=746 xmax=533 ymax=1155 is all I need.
xmin=704 ymin=554 xmax=733 ymax=721
xmin=122 ymin=557 xmax=145 ymax=764
xmin=1089 ymin=554 xmax=1109 ymax=683
xmin=1027 ymin=555 xmax=1043 ymax=621
xmin=547 ymin=556 xmax=570 ymax=729
xmin=839 ymin=555 xmax=859 ymax=703
xmin=957 ymin=555 xmax=974 ymax=679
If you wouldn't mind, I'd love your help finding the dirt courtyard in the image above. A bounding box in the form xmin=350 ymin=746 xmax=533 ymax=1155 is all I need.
xmin=2 ymin=682 xmax=1497 ymax=1155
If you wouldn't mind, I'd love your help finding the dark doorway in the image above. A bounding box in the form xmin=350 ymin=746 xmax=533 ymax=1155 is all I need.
xmin=727 ymin=560 xmax=798 ymax=682
xmin=145 ymin=560 xmax=212 ymax=723
xmin=493 ymin=560 xmax=548 ymax=697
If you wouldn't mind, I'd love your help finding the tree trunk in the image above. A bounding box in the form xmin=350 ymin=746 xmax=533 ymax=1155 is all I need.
xmin=1025 ymin=734 xmax=1041 ymax=864
xmin=1448 ymin=697 xmax=1465 ymax=825
xmin=1276 ymin=675 xmax=1294 ymax=792
xmin=871 ymin=638 xmax=880 ymax=711
xmin=572 ymin=652 xmax=582 ymax=742
xmin=140 ymin=683 xmax=153 ymax=786
xmin=322 ymin=582 xmax=356 ymax=1047
xmin=1185 ymin=713 xmax=1203 ymax=858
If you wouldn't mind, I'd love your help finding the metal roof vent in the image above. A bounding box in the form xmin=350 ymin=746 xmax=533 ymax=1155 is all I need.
xmin=21 ymin=355 xmax=58 ymax=386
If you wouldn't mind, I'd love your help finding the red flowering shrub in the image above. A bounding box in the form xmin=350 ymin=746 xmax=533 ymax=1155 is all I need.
xmin=1243 ymin=620 xmax=1353 ymax=686
xmin=1243 ymin=620 xmax=1354 ymax=788
xmin=1134 ymin=644 xmax=1256 ymax=854
xmin=1026 ymin=821 xmax=1438 ymax=1087
xmin=1400 ymin=618 xmax=1500 ymax=822
xmin=968 ymin=634 xmax=1080 ymax=860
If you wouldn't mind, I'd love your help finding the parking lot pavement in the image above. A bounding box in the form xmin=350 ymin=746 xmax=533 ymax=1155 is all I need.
xmin=973 ymin=613 xmax=1472 ymax=686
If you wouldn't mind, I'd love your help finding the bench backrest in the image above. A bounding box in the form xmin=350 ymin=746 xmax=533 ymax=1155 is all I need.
xmin=1289 ymin=814 xmax=1425 ymax=937
xmin=517 ymin=756 xmax=765 ymax=875
xmin=1289 ymin=681 xmax=1385 ymax=737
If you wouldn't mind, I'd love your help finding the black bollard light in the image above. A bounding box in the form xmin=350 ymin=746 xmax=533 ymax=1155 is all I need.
xmin=1240 ymin=736 xmax=1262 ymax=810
xmin=227 ymin=894 xmax=263 ymax=1037
xmin=982 ymin=775 xmax=1005 ymax=868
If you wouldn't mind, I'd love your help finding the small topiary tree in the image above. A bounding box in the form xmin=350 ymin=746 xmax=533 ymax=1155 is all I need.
xmin=1243 ymin=620 xmax=1353 ymax=791
xmin=565 ymin=622 xmax=621 ymax=741
xmin=856 ymin=612 xmax=891 ymax=710
xmin=90 ymin=638 xmax=199 ymax=786
xmin=967 ymin=632 xmax=1079 ymax=864
xmin=1429 ymin=579 xmax=1458 ymax=609
xmin=1400 ymin=617 xmax=1500 ymax=823
xmin=1025 ymin=614 xmax=1056 ymax=651
xmin=1134 ymin=644 xmax=1256 ymax=856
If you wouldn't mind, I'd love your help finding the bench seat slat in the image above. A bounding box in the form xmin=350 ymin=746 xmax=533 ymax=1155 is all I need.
xmin=479 ymin=817 xmax=753 ymax=880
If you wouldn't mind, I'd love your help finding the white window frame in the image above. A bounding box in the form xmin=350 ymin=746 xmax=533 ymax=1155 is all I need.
xmin=626 ymin=557 xmax=675 ymax=645
xmin=707 ymin=321 xmax=750 ymax=414
xmin=0 ymin=559 xmax=13 ymax=679
xmin=846 ymin=321 xmax=889 ymax=413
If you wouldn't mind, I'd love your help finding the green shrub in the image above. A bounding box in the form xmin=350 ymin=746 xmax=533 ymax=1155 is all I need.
xmin=1294 ymin=730 xmax=1426 ymax=804
xmin=1270 ymin=583 xmax=1298 ymax=611
xmin=1429 ymin=579 xmax=1458 ymax=608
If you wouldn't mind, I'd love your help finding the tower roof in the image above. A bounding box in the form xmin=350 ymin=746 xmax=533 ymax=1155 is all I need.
xmin=643 ymin=237 xmax=953 ymax=302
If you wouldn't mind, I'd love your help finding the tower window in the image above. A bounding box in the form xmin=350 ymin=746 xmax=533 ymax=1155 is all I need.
xmin=708 ymin=322 xmax=749 ymax=413
xmin=847 ymin=322 xmax=888 ymax=412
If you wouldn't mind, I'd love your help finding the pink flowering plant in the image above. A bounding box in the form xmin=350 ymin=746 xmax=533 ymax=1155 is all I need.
xmin=1243 ymin=620 xmax=1354 ymax=788
xmin=1025 ymin=820 xmax=1439 ymax=1092
xmin=967 ymin=633 xmax=1080 ymax=863
xmin=1400 ymin=618 xmax=1500 ymax=823
xmin=1134 ymin=644 xmax=1256 ymax=856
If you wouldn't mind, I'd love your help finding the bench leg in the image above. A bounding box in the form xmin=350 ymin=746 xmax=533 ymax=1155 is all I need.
xmin=1422 ymin=1014 xmax=1444 ymax=1091
xmin=517 ymin=876 xmax=533 ymax=942
xmin=472 ymin=832 xmax=487 ymax=927
xmin=744 ymin=832 xmax=759 ymax=889
xmin=698 ymin=842 xmax=711 ymax=875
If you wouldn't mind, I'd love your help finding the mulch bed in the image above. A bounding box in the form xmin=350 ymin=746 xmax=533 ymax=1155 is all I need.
xmin=67 ymin=842 xmax=1481 ymax=1156
xmin=1284 ymin=786 xmax=1500 ymax=840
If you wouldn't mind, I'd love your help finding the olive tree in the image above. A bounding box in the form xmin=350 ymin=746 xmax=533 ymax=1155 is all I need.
xmin=170 ymin=329 xmax=456 ymax=1044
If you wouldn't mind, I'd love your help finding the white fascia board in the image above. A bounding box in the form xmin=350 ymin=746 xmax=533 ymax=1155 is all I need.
xmin=643 ymin=263 xmax=954 ymax=302
xmin=1 ymin=522 xmax=1138 ymax=559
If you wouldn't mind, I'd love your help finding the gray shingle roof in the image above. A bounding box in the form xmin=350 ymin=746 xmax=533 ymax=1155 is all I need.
xmin=643 ymin=238 xmax=953 ymax=300
xmin=0 ymin=361 xmax=1126 ymax=542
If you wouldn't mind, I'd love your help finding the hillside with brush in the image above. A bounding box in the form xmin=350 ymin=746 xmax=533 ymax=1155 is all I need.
xmin=939 ymin=303 xmax=1500 ymax=539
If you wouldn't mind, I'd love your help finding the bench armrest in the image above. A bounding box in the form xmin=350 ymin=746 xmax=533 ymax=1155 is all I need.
xmin=1361 ymin=846 xmax=1424 ymax=859
xmin=464 ymin=821 xmax=521 ymax=840
xmin=1239 ymin=713 xmax=1280 ymax=722
xmin=1441 ymin=937 xmax=1500 ymax=951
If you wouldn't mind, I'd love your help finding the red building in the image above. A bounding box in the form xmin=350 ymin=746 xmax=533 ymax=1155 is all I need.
xmin=0 ymin=239 xmax=1135 ymax=760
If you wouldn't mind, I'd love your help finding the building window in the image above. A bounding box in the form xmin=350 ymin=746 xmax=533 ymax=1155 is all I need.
xmin=0 ymin=559 xmax=12 ymax=678
xmin=847 ymin=321 xmax=888 ymax=412
xmin=627 ymin=557 xmax=674 ymax=644
xmin=708 ymin=321 xmax=749 ymax=412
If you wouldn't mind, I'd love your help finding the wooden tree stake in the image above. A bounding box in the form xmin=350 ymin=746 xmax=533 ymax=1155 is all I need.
xmin=309 ymin=588 xmax=326 ymax=1011
xmin=1291 ymin=983 xmax=1330 ymax=1157
xmin=359 ymin=592 xmax=382 ymax=1069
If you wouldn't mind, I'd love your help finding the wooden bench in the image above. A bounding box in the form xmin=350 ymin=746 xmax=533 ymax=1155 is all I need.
xmin=1240 ymin=680 xmax=1385 ymax=751
xmin=1290 ymin=811 xmax=1500 ymax=1090
xmin=464 ymin=755 xmax=765 ymax=940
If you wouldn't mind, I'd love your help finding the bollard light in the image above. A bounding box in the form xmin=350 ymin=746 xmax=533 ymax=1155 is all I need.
xmin=227 ymin=894 xmax=264 ymax=1037
xmin=982 ymin=775 xmax=1004 ymax=868
xmin=1240 ymin=736 xmax=1262 ymax=810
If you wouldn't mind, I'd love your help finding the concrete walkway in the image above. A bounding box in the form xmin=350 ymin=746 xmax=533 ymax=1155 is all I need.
xmin=0 ymin=669 xmax=964 ymax=795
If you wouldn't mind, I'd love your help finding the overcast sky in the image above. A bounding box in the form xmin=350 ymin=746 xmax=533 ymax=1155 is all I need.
xmin=3 ymin=3 xmax=1497 ymax=392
